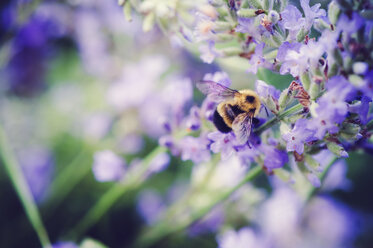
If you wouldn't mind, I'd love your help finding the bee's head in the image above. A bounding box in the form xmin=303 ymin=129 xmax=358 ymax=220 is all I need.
xmin=237 ymin=90 xmax=261 ymax=115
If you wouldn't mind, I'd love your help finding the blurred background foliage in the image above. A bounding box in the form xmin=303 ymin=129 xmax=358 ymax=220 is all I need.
xmin=0 ymin=0 xmax=372 ymax=248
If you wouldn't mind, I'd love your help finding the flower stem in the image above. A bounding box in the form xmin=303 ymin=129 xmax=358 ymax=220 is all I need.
xmin=254 ymin=103 xmax=303 ymax=135
xmin=42 ymin=146 xmax=93 ymax=218
xmin=68 ymin=146 xmax=167 ymax=238
xmin=0 ymin=125 xmax=51 ymax=248
xmin=135 ymin=165 xmax=263 ymax=247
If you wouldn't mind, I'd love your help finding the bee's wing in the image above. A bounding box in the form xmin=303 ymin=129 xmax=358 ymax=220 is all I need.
xmin=197 ymin=80 xmax=238 ymax=102
xmin=232 ymin=112 xmax=253 ymax=145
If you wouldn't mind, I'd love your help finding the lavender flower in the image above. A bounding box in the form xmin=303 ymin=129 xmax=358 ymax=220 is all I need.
xmin=147 ymin=152 xmax=170 ymax=175
xmin=235 ymin=17 xmax=263 ymax=42
xmin=199 ymin=40 xmax=222 ymax=64
xmin=256 ymin=80 xmax=280 ymax=100
xmin=208 ymin=132 xmax=237 ymax=160
xmin=308 ymin=76 xmax=355 ymax=139
xmin=300 ymin=0 xmax=326 ymax=30
xmin=180 ymin=136 xmax=211 ymax=163
xmin=52 ymin=241 xmax=79 ymax=248
xmin=92 ymin=150 xmax=126 ymax=182
xmin=217 ymin=227 xmax=265 ymax=248
xmin=247 ymin=43 xmax=272 ymax=74
xmin=260 ymin=142 xmax=289 ymax=169
xmin=185 ymin=106 xmax=201 ymax=131
xmin=282 ymin=118 xmax=317 ymax=154
xmin=280 ymin=5 xmax=305 ymax=41
xmin=203 ymin=71 xmax=232 ymax=87
xmin=348 ymin=96 xmax=372 ymax=125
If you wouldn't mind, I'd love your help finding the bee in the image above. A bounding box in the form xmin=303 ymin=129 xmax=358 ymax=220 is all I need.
xmin=197 ymin=80 xmax=261 ymax=145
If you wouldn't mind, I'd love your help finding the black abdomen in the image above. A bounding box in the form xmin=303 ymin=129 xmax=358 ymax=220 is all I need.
xmin=213 ymin=109 xmax=232 ymax=133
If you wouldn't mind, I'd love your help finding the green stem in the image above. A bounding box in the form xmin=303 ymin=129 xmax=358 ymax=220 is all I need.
xmin=43 ymin=146 xmax=92 ymax=218
xmin=254 ymin=103 xmax=303 ymax=135
xmin=69 ymin=146 xmax=167 ymax=238
xmin=136 ymin=165 xmax=263 ymax=247
xmin=0 ymin=125 xmax=51 ymax=248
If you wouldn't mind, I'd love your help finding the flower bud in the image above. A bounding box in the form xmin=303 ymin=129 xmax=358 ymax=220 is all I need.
xmin=314 ymin=19 xmax=331 ymax=32
xmin=262 ymin=0 xmax=270 ymax=10
xmin=273 ymin=0 xmax=288 ymax=12
xmin=278 ymin=89 xmax=290 ymax=111
xmin=215 ymin=21 xmax=232 ymax=31
xmin=341 ymin=122 xmax=361 ymax=135
xmin=352 ymin=62 xmax=368 ymax=75
xmin=304 ymin=155 xmax=322 ymax=172
xmin=332 ymin=48 xmax=343 ymax=67
xmin=123 ymin=1 xmax=132 ymax=22
xmin=268 ymin=10 xmax=280 ymax=24
xmin=296 ymin=28 xmax=308 ymax=42
xmin=237 ymin=8 xmax=258 ymax=18
xmin=273 ymin=168 xmax=294 ymax=183
xmin=271 ymin=30 xmax=283 ymax=46
xmin=265 ymin=96 xmax=278 ymax=113
xmin=348 ymin=74 xmax=364 ymax=88
xmin=328 ymin=1 xmax=341 ymax=25
xmin=143 ymin=12 xmax=156 ymax=32
xmin=326 ymin=142 xmax=348 ymax=158
xmin=309 ymin=82 xmax=320 ymax=100
xmin=221 ymin=47 xmax=242 ymax=56
xmin=248 ymin=0 xmax=263 ymax=9
xmin=327 ymin=62 xmax=338 ymax=77
xmin=216 ymin=33 xmax=235 ymax=42
xmin=300 ymin=71 xmax=311 ymax=91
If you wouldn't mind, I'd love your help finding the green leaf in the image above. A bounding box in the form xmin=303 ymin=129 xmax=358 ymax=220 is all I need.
xmin=0 ymin=125 xmax=51 ymax=248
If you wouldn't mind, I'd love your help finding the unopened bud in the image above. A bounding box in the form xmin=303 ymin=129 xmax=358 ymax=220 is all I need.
xmin=237 ymin=8 xmax=258 ymax=18
xmin=273 ymin=0 xmax=288 ymax=12
xmin=215 ymin=21 xmax=231 ymax=31
xmin=328 ymin=1 xmax=341 ymax=25
xmin=268 ymin=10 xmax=280 ymax=24
xmin=296 ymin=28 xmax=308 ymax=42
xmin=248 ymin=0 xmax=263 ymax=9
xmin=327 ymin=142 xmax=348 ymax=158
xmin=328 ymin=62 xmax=338 ymax=77
xmin=123 ymin=1 xmax=132 ymax=22
xmin=142 ymin=12 xmax=155 ymax=32
xmin=314 ymin=19 xmax=331 ymax=32
xmin=348 ymin=74 xmax=365 ymax=88
xmin=300 ymin=71 xmax=311 ymax=91
xmin=273 ymin=168 xmax=294 ymax=183
xmin=278 ymin=89 xmax=290 ymax=111
xmin=221 ymin=47 xmax=242 ymax=56
xmin=304 ymin=155 xmax=322 ymax=172
xmin=309 ymin=82 xmax=320 ymax=100
xmin=332 ymin=48 xmax=343 ymax=67
xmin=271 ymin=30 xmax=283 ymax=46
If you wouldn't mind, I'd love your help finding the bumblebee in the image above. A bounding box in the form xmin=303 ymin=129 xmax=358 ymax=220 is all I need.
xmin=197 ymin=80 xmax=261 ymax=144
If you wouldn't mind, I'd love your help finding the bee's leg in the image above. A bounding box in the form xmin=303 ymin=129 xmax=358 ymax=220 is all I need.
xmin=263 ymin=105 xmax=269 ymax=117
